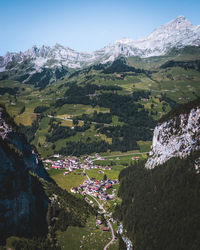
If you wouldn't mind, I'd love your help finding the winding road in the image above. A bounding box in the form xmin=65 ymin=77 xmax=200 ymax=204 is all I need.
xmin=84 ymin=168 xmax=116 ymax=250
xmin=103 ymin=219 xmax=115 ymax=250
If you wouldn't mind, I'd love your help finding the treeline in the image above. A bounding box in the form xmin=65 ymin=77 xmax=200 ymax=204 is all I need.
xmin=34 ymin=106 xmax=49 ymax=113
xmin=159 ymin=93 xmax=177 ymax=108
xmin=56 ymin=124 xmax=148 ymax=156
xmin=14 ymin=66 xmax=68 ymax=89
xmin=160 ymin=59 xmax=200 ymax=71
xmin=77 ymin=112 xmax=113 ymax=124
xmin=54 ymin=83 xmax=123 ymax=107
xmin=132 ymin=90 xmax=150 ymax=102
xmin=65 ymin=83 xmax=122 ymax=97
xmin=58 ymin=140 xmax=109 ymax=156
xmin=56 ymin=84 xmax=155 ymax=128
xmin=4 ymin=236 xmax=60 ymax=250
xmin=47 ymin=125 xmax=76 ymax=142
xmin=50 ymin=122 xmax=151 ymax=156
xmin=159 ymin=97 xmax=200 ymax=123
xmin=20 ymin=118 xmax=39 ymax=142
xmin=67 ymin=57 xmax=149 ymax=78
xmin=102 ymin=57 xmax=149 ymax=74
xmin=99 ymin=125 xmax=151 ymax=147
xmin=0 ymin=87 xmax=18 ymax=95
xmin=115 ymin=153 xmax=200 ymax=250
xmin=68 ymin=63 xmax=108 ymax=78
xmin=46 ymin=118 xmax=91 ymax=142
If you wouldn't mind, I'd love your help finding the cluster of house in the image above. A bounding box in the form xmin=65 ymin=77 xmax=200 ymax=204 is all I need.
xmin=43 ymin=154 xmax=112 ymax=173
xmin=43 ymin=156 xmax=81 ymax=172
xmin=71 ymin=178 xmax=119 ymax=201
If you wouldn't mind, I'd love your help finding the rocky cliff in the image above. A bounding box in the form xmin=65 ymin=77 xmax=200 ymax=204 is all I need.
xmin=0 ymin=106 xmax=50 ymax=242
xmin=1 ymin=16 xmax=200 ymax=73
xmin=146 ymin=99 xmax=200 ymax=169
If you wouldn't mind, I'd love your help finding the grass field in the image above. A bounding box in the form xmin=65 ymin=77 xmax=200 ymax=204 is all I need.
xmin=94 ymin=152 xmax=147 ymax=166
xmin=48 ymin=169 xmax=86 ymax=191
xmin=56 ymin=104 xmax=110 ymax=116
xmin=86 ymin=165 xmax=125 ymax=180
xmin=137 ymin=140 xmax=152 ymax=152
xmin=56 ymin=216 xmax=118 ymax=250
xmin=1 ymin=53 xmax=200 ymax=160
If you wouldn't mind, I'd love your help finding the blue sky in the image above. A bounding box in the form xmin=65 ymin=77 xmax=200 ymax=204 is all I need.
xmin=1 ymin=0 xmax=200 ymax=55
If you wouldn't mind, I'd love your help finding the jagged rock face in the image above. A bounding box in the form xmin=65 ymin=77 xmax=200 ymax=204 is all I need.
xmin=0 ymin=16 xmax=200 ymax=73
xmin=131 ymin=16 xmax=200 ymax=57
xmin=146 ymin=106 xmax=200 ymax=169
xmin=0 ymin=109 xmax=48 ymax=179
xmin=0 ymin=107 xmax=49 ymax=241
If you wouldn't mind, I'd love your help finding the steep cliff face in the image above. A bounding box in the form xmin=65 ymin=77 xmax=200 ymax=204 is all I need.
xmin=146 ymin=101 xmax=200 ymax=169
xmin=0 ymin=106 xmax=49 ymax=241
xmin=0 ymin=106 xmax=96 ymax=248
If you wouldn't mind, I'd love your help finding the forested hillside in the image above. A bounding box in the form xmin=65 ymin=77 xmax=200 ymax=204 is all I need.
xmin=115 ymin=152 xmax=200 ymax=250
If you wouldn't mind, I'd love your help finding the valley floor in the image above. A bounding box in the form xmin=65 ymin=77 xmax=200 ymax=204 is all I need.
xmin=46 ymin=151 xmax=143 ymax=249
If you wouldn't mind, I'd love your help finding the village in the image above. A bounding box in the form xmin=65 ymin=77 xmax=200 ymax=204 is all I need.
xmin=42 ymin=152 xmax=139 ymax=249
xmin=42 ymin=153 xmax=112 ymax=174
xmin=72 ymin=178 xmax=119 ymax=200
xmin=42 ymin=153 xmax=120 ymax=200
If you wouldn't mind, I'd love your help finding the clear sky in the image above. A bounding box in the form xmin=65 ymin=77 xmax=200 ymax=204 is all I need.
xmin=1 ymin=0 xmax=200 ymax=55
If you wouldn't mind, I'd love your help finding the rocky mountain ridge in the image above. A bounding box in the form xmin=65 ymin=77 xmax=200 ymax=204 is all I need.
xmin=146 ymin=99 xmax=200 ymax=169
xmin=0 ymin=16 xmax=200 ymax=73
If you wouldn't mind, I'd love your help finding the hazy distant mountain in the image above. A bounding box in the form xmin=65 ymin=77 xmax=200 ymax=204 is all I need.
xmin=0 ymin=16 xmax=200 ymax=73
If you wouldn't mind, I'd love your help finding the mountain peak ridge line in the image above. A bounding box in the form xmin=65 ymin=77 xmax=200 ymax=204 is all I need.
xmin=0 ymin=16 xmax=200 ymax=71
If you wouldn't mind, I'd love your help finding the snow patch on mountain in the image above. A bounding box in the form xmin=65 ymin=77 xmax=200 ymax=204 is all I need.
xmin=130 ymin=16 xmax=200 ymax=57
xmin=115 ymin=37 xmax=134 ymax=45
xmin=0 ymin=16 xmax=200 ymax=72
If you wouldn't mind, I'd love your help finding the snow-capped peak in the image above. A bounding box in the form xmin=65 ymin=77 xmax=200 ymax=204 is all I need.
xmin=132 ymin=16 xmax=200 ymax=56
xmin=147 ymin=16 xmax=193 ymax=39
xmin=114 ymin=37 xmax=134 ymax=45
xmin=0 ymin=16 xmax=200 ymax=72
xmin=167 ymin=15 xmax=192 ymax=28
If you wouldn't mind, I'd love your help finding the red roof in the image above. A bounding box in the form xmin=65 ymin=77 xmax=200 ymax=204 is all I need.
xmin=51 ymin=166 xmax=61 ymax=169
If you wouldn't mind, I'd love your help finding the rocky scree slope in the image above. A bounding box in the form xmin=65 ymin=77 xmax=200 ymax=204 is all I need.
xmin=0 ymin=106 xmax=50 ymax=242
xmin=146 ymin=99 xmax=200 ymax=169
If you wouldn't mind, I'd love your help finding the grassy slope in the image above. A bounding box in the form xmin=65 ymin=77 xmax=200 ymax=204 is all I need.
xmin=48 ymin=169 xmax=86 ymax=191
xmin=57 ymin=216 xmax=118 ymax=250
xmin=1 ymin=46 xmax=200 ymax=157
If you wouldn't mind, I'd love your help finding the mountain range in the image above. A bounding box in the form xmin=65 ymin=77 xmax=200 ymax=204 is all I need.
xmin=0 ymin=16 xmax=200 ymax=73
xmin=1 ymin=14 xmax=200 ymax=249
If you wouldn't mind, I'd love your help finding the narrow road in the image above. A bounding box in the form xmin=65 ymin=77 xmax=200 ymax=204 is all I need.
xmin=84 ymin=167 xmax=116 ymax=250
xmin=50 ymin=115 xmax=111 ymax=126
xmin=104 ymin=220 xmax=115 ymax=250
xmin=12 ymin=111 xmax=112 ymax=126
xmin=104 ymin=151 xmax=149 ymax=158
